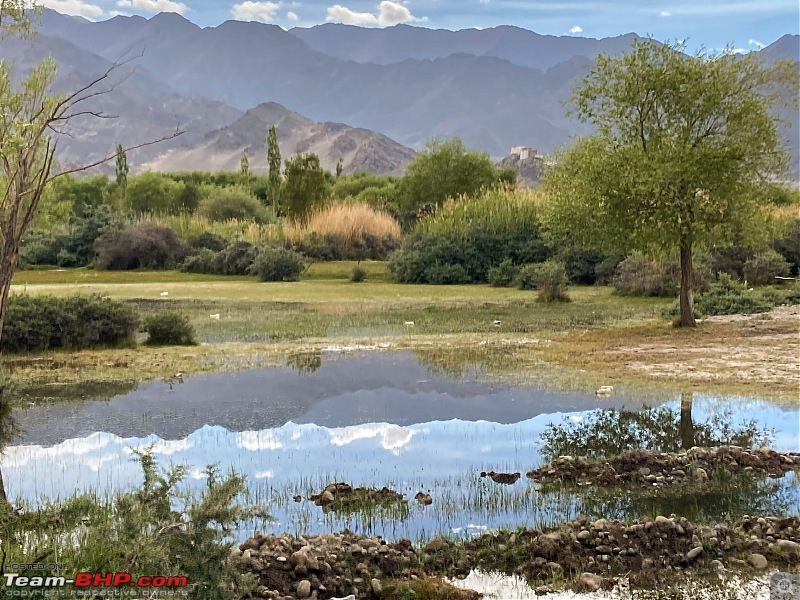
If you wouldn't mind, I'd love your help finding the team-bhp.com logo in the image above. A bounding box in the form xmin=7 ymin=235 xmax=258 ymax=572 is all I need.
xmin=4 ymin=573 xmax=188 ymax=588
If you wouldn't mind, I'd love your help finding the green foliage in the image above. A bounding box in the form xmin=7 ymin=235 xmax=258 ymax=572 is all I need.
xmin=115 ymin=144 xmax=129 ymax=189
xmin=290 ymin=232 xmax=399 ymax=262
xmin=612 ymin=252 xmax=679 ymax=297
xmin=773 ymin=218 xmax=800 ymax=276
xmin=556 ymin=244 xmax=606 ymax=285
xmin=0 ymin=451 xmax=263 ymax=599
xmin=709 ymin=245 xmax=755 ymax=279
xmin=390 ymin=188 xmax=548 ymax=285
xmin=249 ymin=246 xmax=305 ymax=282
xmin=520 ymin=259 xmax=570 ymax=302
xmin=190 ymin=231 xmax=228 ymax=252
xmin=239 ymin=153 xmax=250 ymax=180
xmin=515 ymin=263 xmax=538 ymax=290
xmin=20 ymin=203 xmax=121 ymax=268
xmin=181 ymin=241 xmax=259 ymax=276
xmin=350 ymin=265 xmax=367 ymax=282
xmin=397 ymin=137 xmax=502 ymax=213
xmin=198 ymin=186 xmax=267 ymax=223
xmin=542 ymin=38 xmax=799 ymax=325
xmin=283 ymin=152 xmax=329 ymax=220
xmin=742 ymin=249 xmax=791 ymax=285
xmin=423 ymin=263 xmax=471 ymax=285
xmin=144 ymin=312 xmax=197 ymax=346
xmin=593 ymin=252 xmax=625 ymax=286
xmin=267 ymin=124 xmax=282 ymax=208
xmin=126 ymin=172 xmax=186 ymax=214
xmin=487 ymin=259 xmax=519 ymax=288
xmin=1 ymin=294 xmax=138 ymax=352
xmin=94 ymin=223 xmax=189 ymax=270
xmin=687 ymin=274 xmax=778 ymax=317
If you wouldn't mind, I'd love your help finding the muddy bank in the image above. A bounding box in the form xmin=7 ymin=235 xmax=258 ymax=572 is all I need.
xmin=232 ymin=514 xmax=800 ymax=599
xmin=526 ymin=446 xmax=800 ymax=487
xmin=308 ymin=483 xmax=406 ymax=514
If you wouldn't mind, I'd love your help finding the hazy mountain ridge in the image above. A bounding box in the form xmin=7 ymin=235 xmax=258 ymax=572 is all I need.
xmin=142 ymin=102 xmax=417 ymax=175
xmin=10 ymin=11 xmax=800 ymax=173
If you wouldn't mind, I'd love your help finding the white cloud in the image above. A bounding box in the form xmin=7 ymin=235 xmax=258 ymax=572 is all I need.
xmin=236 ymin=431 xmax=282 ymax=450
xmin=479 ymin=0 xmax=490 ymax=3
xmin=569 ymin=25 xmax=582 ymax=33
xmin=659 ymin=10 xmax=671 ymax=17
xmin=749 ymin=38 xmax=765 ymax=49
xmin=116 ymin=0 xmax=187 ymax=14
xmin=326 ymin=1 xmax=425 ymax=27
xmin=231 ymin=1 xmax=280 ymax=22
xmin=43 ymin=0 xmax=103 ymax=19
xmin=286 ymin=10 xmax=299 ymax=20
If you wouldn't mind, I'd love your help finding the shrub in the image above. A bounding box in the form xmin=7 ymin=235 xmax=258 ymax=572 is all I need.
xmin=773 ymin=218 xmax=800 ymax=276
xmin=126 ymin=172 xmax=185 ymax=214
xmin=1 ymin=294 xmax=138 ymax=353
xmin=214 ymin=241 xmax=259 ymax=275
xmin=199 ymin=187 xmax=268 ymax=223
xmin=191 ymin=231 xmax=227 ymax=252
xmin=144 ymin=312 xmax=197 ymax=346
xmin=520 ymin=260 xmax=570 ymax=302
xmin=516 ymin=263 xmax=538 ymax=290
xmin=709 ymin=245 xmax=754 ymax=279
xmin=593 ymin=252 xmax=625 ymax=286
xmin=692 ymin=274 xmax=774 ymax=316
xmin=350 ymin=265 xmax=367 ymax=282
xmin=423 ymin=263 xmax=471 ymax=285
xmin=180 ymin=248 xmax=218 ymax=274
xmin=612 ymin=253 xmax=675 ymax=296
xmin=556 ymin=246 xmax=605 ymax=285
xmin=785 ymin=283 xmax=800 ymax=305
xmin=94 ymin=224 xmax=189 ymax=270
xmin=742 ymin=249 xmax=791 ymax=286
xmin=488 ymin=259 xmax=519 ymax=287
xmin=249 ymin=246 xmax=305 ymax=282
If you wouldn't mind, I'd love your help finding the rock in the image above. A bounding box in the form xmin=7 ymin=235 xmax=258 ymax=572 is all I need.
xmin=710 ymin=560 xmax=723 ymax=571
xmin=296 ymin=580 xmax=311 ymax=599
xmin=747 ymin=554 xmax=768 ymax=569
xmin=655 ymin=516 xmax=671 ymax=527
xmin=319 ymin=491 xmax=335 ymax=506
xmin=685 ymin=547 xmax=703 ymax=562
xmin=595 ymin=545 xmax=612 ymax=555
xmin=371 ymin=578 xmax=382 ymax=596
xmin=290 ymin=550 xmax=309 ymax=568
xmin=425 ymin=538 xmax=449 ymax=553
xmin=776 ymin=540 xmax=800 ymax=556
xmin=642 ymin=558 xmax=654 ymax=569
xmin=577 ymin=530 xmax=591 ymax=542
xmin=577 ymin=572 xmax=603 ymax=592
xmin=694 ymin=468 xmax=708 ymax=481
xmin=592 ymin=519 xmax=608 ymax=531
xmin=638 ymin=468 xmax=651 ymax=476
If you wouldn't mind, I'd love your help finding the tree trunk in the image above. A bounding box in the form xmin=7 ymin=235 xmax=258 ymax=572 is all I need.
xmin=679 ymin=393 xmax=695 ymax=450
xmin=0 ymin=245 xmax=18 ymax=348
xmin=679 ymin=240 xmax=696 ymax=327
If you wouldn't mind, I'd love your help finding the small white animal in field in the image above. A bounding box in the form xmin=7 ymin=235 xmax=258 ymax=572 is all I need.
xmin=595 ymin=385 xmax=614 ymax=397
xmin=404 ymin=321 xmax=415 ymax=326
xmin=493 ymin=320 xmax=501 ymax=326
xmin=210 ymin=313 xmax=220 ymax=319
xmin=160 ymin=291 xmax=169 ymax=296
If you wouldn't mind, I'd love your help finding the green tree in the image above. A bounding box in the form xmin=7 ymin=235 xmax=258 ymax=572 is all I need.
xmin=239 ymin=153 xmax=250 ymax=181
xmin=283 ymin=152 xmax=328 ymax=221
xmin=397 ymin=137 xmax=500 ymax=213
xmin=115 ymin=143 xmax=129 ymax=189
xmin=267 ymin=124 xmax=281 ymax=209
xmin=126 ymin=172 xmax=185 ymax=214
xmin=542 ymin=40 xmax=799 ymax=326
xmin=335 ymin=157 xmax=343 ymax=179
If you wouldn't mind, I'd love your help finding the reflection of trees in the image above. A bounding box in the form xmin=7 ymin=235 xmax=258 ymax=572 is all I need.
xmin=540 ymin=393 xmax=772 ymax=461
xmin=286 ymin=351 xmax=323 ymax=375
xmin=414 ymin=347 xmax=520 ymax=379
xmin=0 ymin=397 xmax=20 ymax=505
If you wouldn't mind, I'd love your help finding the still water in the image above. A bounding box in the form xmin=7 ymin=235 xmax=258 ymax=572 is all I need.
xmin=6 ymin=351 xmax=800 ymax=541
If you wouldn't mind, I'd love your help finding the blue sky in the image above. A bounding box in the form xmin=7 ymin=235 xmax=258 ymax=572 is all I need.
xmin=47 ymin=0 xmax=799 ymax=51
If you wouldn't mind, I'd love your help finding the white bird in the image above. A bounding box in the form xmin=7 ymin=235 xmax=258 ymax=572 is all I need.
xmin=27 ymin=402 xmax=35 ymax=407
xmin=493 ymin=320 xmax=502 ymax=326
xmin=160 ymin=291 xmax=169 ymax=297
xmin=595 ymin=385 xmax=614 ymax=397
xmin=210 ymin=313 xmax=220 ymax=319
xmin=404 ymin=321 xmax=415 ymax=326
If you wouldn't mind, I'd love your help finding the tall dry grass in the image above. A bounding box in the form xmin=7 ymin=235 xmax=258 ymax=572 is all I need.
xmin=283 ymin=202 xmax=401 ymax=245
xmin=417 ymin=185 xmax=544 ymax=238
xmin=133 ymin=213 xmax=282 ymax=245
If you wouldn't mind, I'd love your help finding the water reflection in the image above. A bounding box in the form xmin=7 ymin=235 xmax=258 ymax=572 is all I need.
xmin=2 ymin=352 xmax=798 ymax=542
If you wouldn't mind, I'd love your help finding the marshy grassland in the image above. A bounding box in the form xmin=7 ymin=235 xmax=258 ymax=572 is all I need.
xmin=8 ymin=261 xmax=799 ymax=403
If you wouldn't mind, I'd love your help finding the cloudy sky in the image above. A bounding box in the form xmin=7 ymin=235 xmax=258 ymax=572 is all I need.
xmin=46 ymin=0 xmax=799 ymax=51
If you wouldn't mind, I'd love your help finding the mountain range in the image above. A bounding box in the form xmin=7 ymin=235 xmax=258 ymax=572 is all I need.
xmin=3 ymin=10 xmax=798 ymax=176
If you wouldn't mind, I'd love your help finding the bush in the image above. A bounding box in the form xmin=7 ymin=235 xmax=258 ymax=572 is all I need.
xmin=1 ymin=294 xmax=138 ymax=353
xmin=709 ymin=245 xmax=754 ymax=280
xmin=556 ymin=246 xmax=605 ymax=285
xmin=742 ymin=249 xmax=791 ymax=285
xmin=180 ymin=248 xmax=218 ymax=274
xmin=144 ymin=312 xmax=197 ymax=346
xmin=214 ymin=241 xmax=259 ymax=275
xmin=773 ymin=219 xmax=800 ymax=276
xmin=519 ymin=260 xmax=570 ymax=302
xmin=199 ymin=187 xmax=268 ymax=223
xmin=350 ymin=265 xmax=367 ymax=282
xmin=191 ymin=231 xmax=227 ymax=252
xmin=692 ymin=274 xmax=774 ymax=317
xmin=126 ymin=172 xmax=185 ymax=214
xmin=488 ymin=259 xmax=519 ymax=287
xmin=94 ymin=224 xmax=189 ymax=270
xmin=249 ymin=246 xmax=305 ymax=282
xmin=423 ymin=263 xmax=471 ymax=285
xmin=612 ymin=253 xmax=676 ymax=296
xmin=593 ymin=252 xmax=625 ymax=286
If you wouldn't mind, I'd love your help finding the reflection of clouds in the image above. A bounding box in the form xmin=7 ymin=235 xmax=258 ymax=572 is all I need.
xmin=3 ymin=433 xmax=110 ymax=467
xmin=255 ymin=470 xmax=274 ymax=479
xmin=125 ymin=438 xmax=193 ymax=455
xmin=237 ymin=431 xmax=282 ymax=450
xmin=85 ymin=454 xmax=121 ymax=471
xmin=329 ymin=424 xmax=414 ymax=452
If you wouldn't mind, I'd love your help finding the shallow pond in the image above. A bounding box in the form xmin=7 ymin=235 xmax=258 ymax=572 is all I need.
xmin=4 ymin=351 xmax=800 ymax=542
